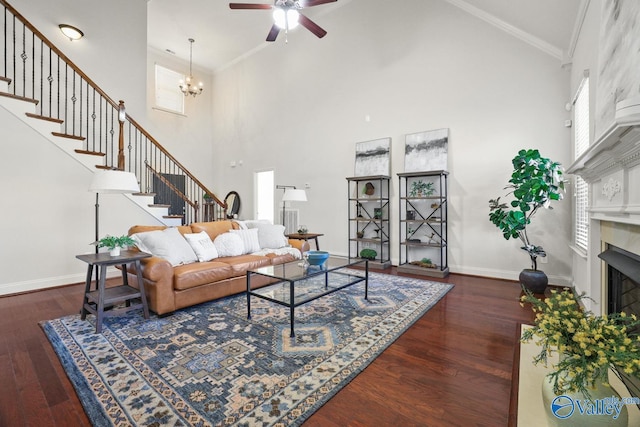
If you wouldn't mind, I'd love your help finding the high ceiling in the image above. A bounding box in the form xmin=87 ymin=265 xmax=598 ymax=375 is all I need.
xmin=147 ymin=0 xmax=583 ymax=73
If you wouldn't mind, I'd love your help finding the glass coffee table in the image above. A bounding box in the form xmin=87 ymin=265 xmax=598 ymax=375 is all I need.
xmin=246 ymin=257 xmax=368 ymax=338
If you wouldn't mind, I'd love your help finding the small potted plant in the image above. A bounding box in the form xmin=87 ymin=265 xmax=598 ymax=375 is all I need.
xmin=489 ymin=149 xmax=564 ymax=293
xmin=359 ymin=248 xmax=377 ymax=260
xmin=203 ymin=193 xmax=213 ymax=204
xmin=410 ymin=180 xmax=434 ymax=197
xmin=98 ymin=235 xmax=136 ymax=256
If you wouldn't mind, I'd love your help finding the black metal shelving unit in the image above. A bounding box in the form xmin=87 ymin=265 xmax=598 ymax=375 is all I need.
xmin=397 ymin=170 xmax=449 ymax=277
xmin=346 ymin=175 xmax=391 ymax=269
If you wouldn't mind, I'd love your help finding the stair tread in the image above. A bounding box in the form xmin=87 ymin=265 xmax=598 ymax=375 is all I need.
xmin=149 ymin=204 xmax=171 ymax=208
xmin=75 ymin=149 xmax=105 ymax=157
xmin=164 ymin=215 xmax=184 ymax=219
xmin=0 ymin=76 xmax=10 ymax=84
xmin=51 ymin=131 xmax=85 ymax=141
xmin=25 ymin=112 xmax=63 ymax=124
xmin=132 ymin=192 xmax=156 ymax=197
xmin=0 ymin=91 xmax=39 ymax=105
xmin=95 ymin=165 xmax=112 ymax=170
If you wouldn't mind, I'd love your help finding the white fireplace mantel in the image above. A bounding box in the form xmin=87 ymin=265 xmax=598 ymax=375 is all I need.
xmin=567 ymin=97 xmax=640 ymax=226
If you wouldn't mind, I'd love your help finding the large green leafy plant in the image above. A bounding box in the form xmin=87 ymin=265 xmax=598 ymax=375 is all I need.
xmin=489 ymin=149 xmax=565 ymax=270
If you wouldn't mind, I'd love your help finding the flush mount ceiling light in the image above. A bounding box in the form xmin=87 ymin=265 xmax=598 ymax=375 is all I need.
xmin=179 ymin=38 xmax=204 ymax=97
xmin=58 ymin=24 xmax=84 ymax=41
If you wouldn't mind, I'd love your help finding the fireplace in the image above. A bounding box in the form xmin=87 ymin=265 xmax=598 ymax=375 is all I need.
xmin=567 ymin=96 xmax=640 ymax=405
xmin=599 ymin=244 xmax=640 ymax=403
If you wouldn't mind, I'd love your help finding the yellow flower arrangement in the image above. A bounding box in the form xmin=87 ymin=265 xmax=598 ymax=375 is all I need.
xmin=521 ymin=288 xmax=640 ymax=397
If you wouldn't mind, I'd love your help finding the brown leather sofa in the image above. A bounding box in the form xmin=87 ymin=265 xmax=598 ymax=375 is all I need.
xmin=125 ymin=220 xmax=309 ymax=315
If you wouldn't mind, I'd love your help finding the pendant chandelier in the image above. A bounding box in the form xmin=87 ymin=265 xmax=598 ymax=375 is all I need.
xmin=179 ymin=38 xmax=203 ymax=97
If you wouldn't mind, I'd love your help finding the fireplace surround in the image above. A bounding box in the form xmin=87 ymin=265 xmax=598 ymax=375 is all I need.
xmin=568 ymin=97 xmax=640 ymax=402
xmin=567 ymin=97 xmax=640 ymax=313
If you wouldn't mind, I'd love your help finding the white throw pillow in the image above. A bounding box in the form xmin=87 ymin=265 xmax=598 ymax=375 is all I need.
xmin=243 ymin=219 xmax=271 ymax=229
xmin=214 ymin=232 xmax=245 ymax=257
xmin=230 ymin=228 xmax=261 ymax=254
xmin=131 ymin=227 xmax=197 ymax=266
xmin=184 ymin=231 xmax=219 ymax=262
xmin=255 ymin=223 xmax=288 ymax=249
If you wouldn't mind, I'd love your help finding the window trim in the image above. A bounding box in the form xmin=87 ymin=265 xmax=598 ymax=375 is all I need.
xmin=572 ymin=72 xmax=590 ymax=253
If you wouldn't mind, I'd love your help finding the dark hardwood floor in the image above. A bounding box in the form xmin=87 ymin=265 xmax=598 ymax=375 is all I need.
xmin=0 ymin=269 xmax=533 ymax=426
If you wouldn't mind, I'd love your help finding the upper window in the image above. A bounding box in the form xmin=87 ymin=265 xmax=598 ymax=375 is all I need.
xmin=154 ymin=64 xmax=185 ymax=115
xmin=573 ymin=73 xmax=590 ymax=253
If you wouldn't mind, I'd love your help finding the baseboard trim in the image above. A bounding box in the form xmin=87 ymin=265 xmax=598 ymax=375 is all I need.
xmin=0 ymin=268 xmax=121 ymax=297
xmin=449 ymin=265 xmax=572 ymax=287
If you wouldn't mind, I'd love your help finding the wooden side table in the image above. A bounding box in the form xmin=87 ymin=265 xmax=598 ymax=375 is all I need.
xmin=76 ymin=250 xmax=151 ymax=333
xmin=285 ymin=232 xmax=324 ymax=250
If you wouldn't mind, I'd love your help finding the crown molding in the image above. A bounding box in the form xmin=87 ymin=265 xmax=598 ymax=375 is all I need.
xmin=443 ymin=0 xmax=564 ymax=60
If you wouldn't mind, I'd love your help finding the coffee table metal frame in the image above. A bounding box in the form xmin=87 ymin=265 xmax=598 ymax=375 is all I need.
xmin=246 ymin=257 xmax=369 ymax=338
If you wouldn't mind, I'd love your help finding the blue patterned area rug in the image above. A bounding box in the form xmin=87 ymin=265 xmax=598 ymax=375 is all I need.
xmin=42 ymin=271 xmax=452 ymax=426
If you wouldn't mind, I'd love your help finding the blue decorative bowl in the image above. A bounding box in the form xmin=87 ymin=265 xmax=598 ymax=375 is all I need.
xmin=306 ymin=250 xmax=330 ymax=266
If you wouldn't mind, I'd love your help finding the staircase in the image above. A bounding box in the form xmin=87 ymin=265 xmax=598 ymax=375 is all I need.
xmin=0 ymin=0 xmax=226 ymax=225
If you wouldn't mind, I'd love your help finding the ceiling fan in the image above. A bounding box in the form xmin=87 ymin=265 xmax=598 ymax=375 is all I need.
xmin=229 ymin=0 xmax=337 ymax=42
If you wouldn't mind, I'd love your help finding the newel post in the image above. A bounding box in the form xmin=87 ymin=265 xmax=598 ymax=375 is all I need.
xmin=117 ymin=100 xmax=126 ymax=170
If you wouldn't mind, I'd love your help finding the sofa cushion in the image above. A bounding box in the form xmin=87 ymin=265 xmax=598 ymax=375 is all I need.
xmin=230 ymin=228 xmax=261 ymax=254
xmin=214 ymin=232 xmax=245 ymax=257
xmin=184 ymin=231 xmax=218 ymax=262
xmin=129 ymin=224 xmax=191 ymax=236
xmin=234 ymin=219 xmax=270 ymax=230
xmin=173 ymin=261 xmax=234 ymax=291
xmin=252 ymin=247 xmax=301 ymax=261
xmin=190 ymin=221 xmax=238 ymax=241
xmin=131 ymin=227 xmax=197 ymax=266
xmin=255 ymin=223 xmax=288 ymax=249
xmin=217 ymin=254 xmax=271 ymax=276
xmin=263 ymin=251 xmax=299 ymax=265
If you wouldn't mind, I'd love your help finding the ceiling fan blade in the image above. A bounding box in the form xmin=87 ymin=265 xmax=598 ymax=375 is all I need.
xmin=298 ymin=13 xmax=327 ymax=38
xmin=302 ymin=0 xmax=337 ymax=7
xmin=266 ymin=24 xmax=280 ymax=42
xmin=229 ymin=3 xmax=273 ymax=9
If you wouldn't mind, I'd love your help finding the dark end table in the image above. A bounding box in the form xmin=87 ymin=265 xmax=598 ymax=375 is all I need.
xmin=76 ymin=250 xmax=151 ymax=333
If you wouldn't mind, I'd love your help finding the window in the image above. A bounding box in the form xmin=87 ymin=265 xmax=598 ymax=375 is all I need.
xmin=573 ymin=73 xmax=590 ymax=252
xmin=154 ymin=64 xmax=185 ymax=115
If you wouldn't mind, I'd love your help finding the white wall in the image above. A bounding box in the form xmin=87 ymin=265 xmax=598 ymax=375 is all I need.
xmin=568 ymin=0 xmax=602 ymax=301
xmin=0 ymin=0 xmax=152 ymax=294
xmin=211 ymin=0 xmax=573 ymax=283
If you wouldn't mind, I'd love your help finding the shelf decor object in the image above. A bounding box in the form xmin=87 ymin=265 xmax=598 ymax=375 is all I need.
xmin=397 ymin=170 xmax=449 ymax=278
xmin=347 ymin=175 xmax=391 ymax=269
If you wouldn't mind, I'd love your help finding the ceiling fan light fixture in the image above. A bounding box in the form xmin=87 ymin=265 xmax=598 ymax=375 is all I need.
xmin=273 ymin=8 xmax=299 ymax=30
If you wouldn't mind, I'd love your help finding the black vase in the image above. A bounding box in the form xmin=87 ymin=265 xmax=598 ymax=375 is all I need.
xmin=519 ymin=269 xmax=548 ymax=294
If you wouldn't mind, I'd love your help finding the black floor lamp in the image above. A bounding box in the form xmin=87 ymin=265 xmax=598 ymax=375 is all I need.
xmin=88 ymin=170 xmax=140 ymax=253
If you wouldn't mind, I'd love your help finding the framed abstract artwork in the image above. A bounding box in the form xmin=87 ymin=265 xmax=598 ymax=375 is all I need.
xmin=404 ymin=128 xmax=449 ymax=172
xmin=354 ymin=138 xmax=391 ymax=177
